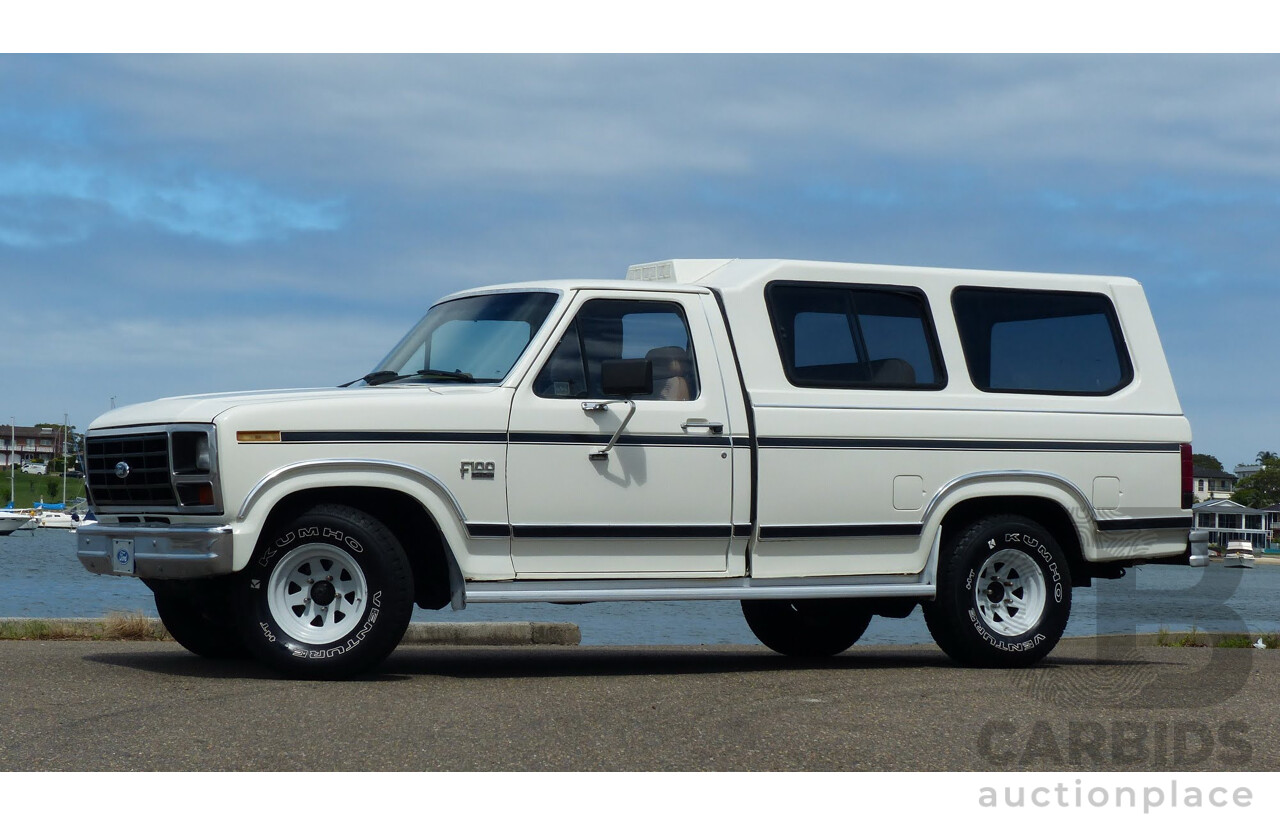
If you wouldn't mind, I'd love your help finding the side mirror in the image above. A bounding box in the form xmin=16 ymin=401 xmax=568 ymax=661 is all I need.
xmin=584 ymin=359 xmax=652 ymax=463
xmin=600 ymin=358 xmax=653 ymax=397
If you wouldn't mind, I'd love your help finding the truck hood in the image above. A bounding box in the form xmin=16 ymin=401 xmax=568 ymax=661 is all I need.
xmin=87 ymin=385 xmax=506 ymax=431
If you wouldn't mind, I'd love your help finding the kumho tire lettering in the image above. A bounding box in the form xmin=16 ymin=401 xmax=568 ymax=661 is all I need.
xmin=235 ymin=504 xmax=413 ymax=679
xmin=925 ymin=514 xmax=1073 ymax=668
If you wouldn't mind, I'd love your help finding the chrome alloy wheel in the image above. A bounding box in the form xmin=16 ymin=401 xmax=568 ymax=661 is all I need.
xmin=973 ymin=548 xmax=1047 ymax=637
xmin=266 ymin=543 xmax=369 ymax=645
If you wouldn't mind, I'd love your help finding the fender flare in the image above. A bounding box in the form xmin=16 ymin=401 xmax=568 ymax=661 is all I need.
xmin=917 ymin=470 xmax=1099 ymax=582
xmin=233 ymin=459 xmax=477 ymax=579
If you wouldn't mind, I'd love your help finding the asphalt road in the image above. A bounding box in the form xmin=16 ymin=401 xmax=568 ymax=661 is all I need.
xmin=1 ymin=636 xmax=1275 ymax=771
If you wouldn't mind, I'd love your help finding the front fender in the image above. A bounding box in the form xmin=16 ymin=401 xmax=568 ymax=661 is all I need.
xmin=231 ymin=459 xmax=512 ymax=579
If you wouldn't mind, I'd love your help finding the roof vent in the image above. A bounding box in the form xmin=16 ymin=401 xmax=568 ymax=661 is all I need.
xmin=625 ymin=259 xmax=733 ymax=284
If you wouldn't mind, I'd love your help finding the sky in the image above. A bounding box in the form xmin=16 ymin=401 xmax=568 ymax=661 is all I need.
xmin=1 ymin=53 xmax=1277 ymax=468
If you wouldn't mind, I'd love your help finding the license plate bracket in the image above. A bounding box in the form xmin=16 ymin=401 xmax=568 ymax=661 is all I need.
xmin=112 ymin=538 xmax=135 ymax=575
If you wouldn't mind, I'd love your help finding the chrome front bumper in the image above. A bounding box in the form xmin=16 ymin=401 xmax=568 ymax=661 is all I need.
xmin=77 ymin=523 xmax=235 ymax=579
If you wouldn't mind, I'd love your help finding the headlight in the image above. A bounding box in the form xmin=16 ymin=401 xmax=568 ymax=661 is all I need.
xmin=171 ymin=428 xmax=218 ymax=509
xmin=172 ymin=431 xmax=212 ymax=475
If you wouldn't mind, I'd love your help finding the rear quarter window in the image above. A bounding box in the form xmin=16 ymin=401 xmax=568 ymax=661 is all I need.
xmin=766 ymin=282 xmax=946 ymax=390
xmin=951 ymin=287 xmax=1133 ymax=395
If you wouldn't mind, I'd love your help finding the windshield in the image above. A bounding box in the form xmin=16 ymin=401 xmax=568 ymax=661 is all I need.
xmin=365 ymin=291 xmax=560 ymax=385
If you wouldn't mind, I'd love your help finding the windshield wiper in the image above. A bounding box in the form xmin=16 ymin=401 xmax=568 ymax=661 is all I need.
xmin=417 ymin=369 xmax=476 ymax=383
xmin=341 ymin=368 xmax=478 ymax=388
xmin=338 ymin=370 xmax=403 ymax=387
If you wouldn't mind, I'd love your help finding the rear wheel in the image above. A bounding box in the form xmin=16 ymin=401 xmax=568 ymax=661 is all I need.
xmin=234 ymin=504 xmax=414 ymax=679
xmin=741 ymin=599 xmax=873 ymax=657
xmin=924 ymin=514 xmax=1071 ymax=667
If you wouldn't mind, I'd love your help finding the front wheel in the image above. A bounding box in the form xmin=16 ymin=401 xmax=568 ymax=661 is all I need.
xmin=741 ymin=599 xmax=873 ymax=657
xmin=234 ymin=504 xmax=414 ymax=679
xmin=924 ymin=514 xmax=1072 ymax=667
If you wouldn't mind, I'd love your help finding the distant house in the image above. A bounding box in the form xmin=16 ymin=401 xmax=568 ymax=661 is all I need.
xmin=1234 ymin=463 xmax=1263 ymax=481
xmin=1267 ymin=504 xmax=1280 ymax=545
xmin=1192 ymin=465 xmax=1237 ymax=502
xmin=1193 ymin=499 xmax=1271 ymax=550
xmin=1 ymin=425 xmax=66 ymax=468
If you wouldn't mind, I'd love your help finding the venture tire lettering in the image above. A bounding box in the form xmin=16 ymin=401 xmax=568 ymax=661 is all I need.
xmin=924 ymin=514 xmax=1073 ymax=667
xmin=236 ymin=505 xmax=413 ymax=678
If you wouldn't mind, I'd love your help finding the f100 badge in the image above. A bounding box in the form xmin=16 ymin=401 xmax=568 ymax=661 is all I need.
xmin=460 ymin=460 xmax=496 ymax=480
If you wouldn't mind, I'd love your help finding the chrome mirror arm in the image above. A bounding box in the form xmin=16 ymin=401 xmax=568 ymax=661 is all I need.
xmin=582 ymin=399 xmax=636 ymax=462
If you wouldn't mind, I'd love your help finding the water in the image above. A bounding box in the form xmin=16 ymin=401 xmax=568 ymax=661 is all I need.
xmin=4 ymin=529 xmax=1278 ymax=645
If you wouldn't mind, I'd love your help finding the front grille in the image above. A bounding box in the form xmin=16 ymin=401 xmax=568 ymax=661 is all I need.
xmin=86 ymin=433 xmax=178 ymax=507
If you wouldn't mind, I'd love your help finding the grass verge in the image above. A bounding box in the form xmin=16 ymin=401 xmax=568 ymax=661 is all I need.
xmin=1155 ymin=626 xmax=1208 ymax=647
xmin=1154 ymin=626 xmax=1276 ymax=649
xmin=0 ymin=612 xmax=171 ymax=641
xmin=1214 ymin=633 xmax=1280 ymax=649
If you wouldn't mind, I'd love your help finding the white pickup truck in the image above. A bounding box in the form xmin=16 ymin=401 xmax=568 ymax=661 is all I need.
xmin=77 ymin=258 xmax=1207 ymax=678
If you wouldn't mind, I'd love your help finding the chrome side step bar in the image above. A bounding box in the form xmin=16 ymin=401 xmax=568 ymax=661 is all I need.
xmin=463 ymin=576 xmax=935 ymax=605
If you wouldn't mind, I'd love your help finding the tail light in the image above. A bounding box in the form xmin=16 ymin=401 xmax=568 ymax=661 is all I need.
xmin=1181 ymin=443 xmax=1194 ymax=510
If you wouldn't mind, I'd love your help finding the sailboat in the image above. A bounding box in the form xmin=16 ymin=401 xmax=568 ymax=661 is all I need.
xmin=32 ymin=500 xmax=77 ymax=529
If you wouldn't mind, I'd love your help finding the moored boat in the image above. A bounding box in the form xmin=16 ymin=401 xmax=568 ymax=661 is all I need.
xmin=25 ymin=500 xmax=95 ymax=530
xmin=0 ymin=511 xmax=35 ymax=536
xmin=36 ymin=509 xmax=77 ymax=529
xmin=1224 ymin=540 xmax=1256 ymax=569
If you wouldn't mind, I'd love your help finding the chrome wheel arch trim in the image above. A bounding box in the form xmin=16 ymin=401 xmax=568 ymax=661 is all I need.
xmin=920 ymin=470 xmax=1099 ymax=530
xmin=236 ymin=459 xmax=469 ymax=525
xmin=917 ymin=470 xmax=1098 ymax=583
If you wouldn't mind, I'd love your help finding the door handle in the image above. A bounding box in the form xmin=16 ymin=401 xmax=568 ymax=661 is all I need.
xmin=681 ymin=419 xmax=724 ymax=434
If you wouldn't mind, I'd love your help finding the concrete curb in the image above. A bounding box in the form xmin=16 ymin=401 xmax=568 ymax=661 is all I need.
xmin=401 ymin=621 xmax=581 ymax=646
xmin=0 ymin=617 xmax=581 ymax=646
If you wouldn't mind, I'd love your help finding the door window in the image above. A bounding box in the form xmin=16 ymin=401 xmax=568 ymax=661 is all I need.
xmin=534 ymin=299 xmax=699 ymax=400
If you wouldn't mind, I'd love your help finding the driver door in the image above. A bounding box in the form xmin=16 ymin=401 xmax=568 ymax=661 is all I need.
xmin=506 ymin=291 xmax=735 ymax=576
